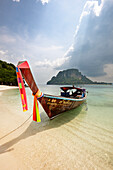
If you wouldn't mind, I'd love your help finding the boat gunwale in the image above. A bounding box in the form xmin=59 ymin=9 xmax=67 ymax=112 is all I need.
xmin=43 ymin=94 xmax=87 ymax=102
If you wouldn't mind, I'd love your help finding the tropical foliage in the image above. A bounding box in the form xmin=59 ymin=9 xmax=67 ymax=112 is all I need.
xmin=0 ymin=60 xmax=17 ymax=86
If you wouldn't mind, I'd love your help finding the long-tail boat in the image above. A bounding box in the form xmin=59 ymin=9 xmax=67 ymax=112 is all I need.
xmin=16 ymin=61 xmax=87 ymax=122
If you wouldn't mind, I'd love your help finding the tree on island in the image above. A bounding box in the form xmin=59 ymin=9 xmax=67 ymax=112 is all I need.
xmin=0 ymin=60 xmax=18 ymax=86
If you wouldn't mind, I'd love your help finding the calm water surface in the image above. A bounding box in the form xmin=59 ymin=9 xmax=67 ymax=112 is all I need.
xmin=0 ymin=84 xmax=113 ymax=169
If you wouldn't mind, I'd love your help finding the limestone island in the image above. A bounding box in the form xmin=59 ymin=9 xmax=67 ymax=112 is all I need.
xmin=47 ymin=69 xmax=112 ymax=85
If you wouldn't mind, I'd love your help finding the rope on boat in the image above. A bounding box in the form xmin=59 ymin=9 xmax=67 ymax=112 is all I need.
xmin=0 ymin=114 xmax=32 ymax=141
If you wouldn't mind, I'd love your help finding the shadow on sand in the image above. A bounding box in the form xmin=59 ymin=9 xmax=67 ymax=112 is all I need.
xmin=0 ymin=104 xmax=87 ymax=154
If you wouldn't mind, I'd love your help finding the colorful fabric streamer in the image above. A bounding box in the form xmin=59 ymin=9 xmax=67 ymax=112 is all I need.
xmin=16 ymin=61 xmax=43 ymax=123
xmin=32 ymin=90 xmax=44 ymax=122
xmin=16 ymin=67 xmax=28 ymax=112
xmin=33 ymin=96 xmax=41 ymax=122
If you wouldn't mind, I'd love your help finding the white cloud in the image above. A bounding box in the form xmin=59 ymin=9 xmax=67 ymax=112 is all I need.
xmin=35 ymin=56 xmax=70 ymax=68
xmin=0 ymin=27 xmax=16 ymax=44
xmin=40 ymin=0 xmax=50 ymax=5
xmin=61 ymin=0 xmax=113 ymax=82
xmin=0 ymin=27 xmax=66 ymax=83
xmin=0 ymin=26 xmax=64 ymax=62
xmin=12 ymin=0 xmax=20 ymax=2
xmin=1 ymin=34 xmax=16 ymax=43
xmin=0 ymin=49 xmax=16 ymax=64
xmin=0 ymin=50 xmax=7 ymax=55
xmin=90 ymin=64 xmax=113 ymax=83
xmin=74 ymin=0 xmax=103 ymax=37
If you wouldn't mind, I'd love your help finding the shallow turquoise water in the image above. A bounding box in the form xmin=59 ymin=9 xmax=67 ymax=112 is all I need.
xmin=0 ymin=85 xmax=113 ymax=169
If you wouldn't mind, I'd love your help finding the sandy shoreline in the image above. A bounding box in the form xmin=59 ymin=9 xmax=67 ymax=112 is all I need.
xmin=0 ymin=86 xmax=113 ymax=170
xmin=0 ymin=85 xmax=18 ymax=91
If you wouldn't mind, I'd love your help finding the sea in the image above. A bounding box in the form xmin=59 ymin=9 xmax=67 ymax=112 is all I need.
xmin=0 ymin=84 xmax=113 ymax=169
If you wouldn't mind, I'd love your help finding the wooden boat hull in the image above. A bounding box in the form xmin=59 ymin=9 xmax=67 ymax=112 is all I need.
xmin=17 ymin=61 xmax=87 ymax=120
xmin=39 ymin=94 xmax=86 ymax=118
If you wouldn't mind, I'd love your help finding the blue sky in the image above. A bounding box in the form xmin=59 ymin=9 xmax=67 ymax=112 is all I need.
xmin=0 ymin=0 xmax=113 ymax=83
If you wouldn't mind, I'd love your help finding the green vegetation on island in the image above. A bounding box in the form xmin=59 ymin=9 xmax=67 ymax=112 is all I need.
xmin=47 ymin=69 xmax=112 ymax=85
xmin=0 ymin=60 xmax=18 ymax=86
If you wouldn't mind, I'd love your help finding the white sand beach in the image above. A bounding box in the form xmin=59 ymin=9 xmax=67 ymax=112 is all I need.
xmin=0 ymin=85 xmax=18 ymax=91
